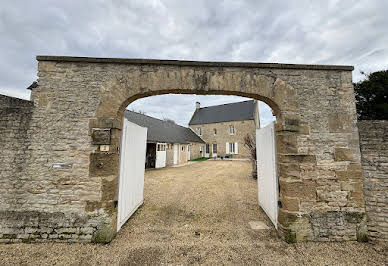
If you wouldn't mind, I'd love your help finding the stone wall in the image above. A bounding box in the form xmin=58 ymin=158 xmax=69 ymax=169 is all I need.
xmin=190 ymin=142 xmax=204 ymax=160
xmin=358 ymin=120 xmax=388 ymax=244
xmin=0 ymin=96 xmax=33 ymax=197
xmin=189 ymin=120 xmax=255 ymax=159
xmin=0 ymin=56 xmax=365 ymax=243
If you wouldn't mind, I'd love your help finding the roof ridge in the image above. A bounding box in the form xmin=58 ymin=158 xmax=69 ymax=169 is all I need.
xmin=125 ymin=109 xmax=188 ymax=129
xmin=198 ymin=99 xmax=254 ymax=110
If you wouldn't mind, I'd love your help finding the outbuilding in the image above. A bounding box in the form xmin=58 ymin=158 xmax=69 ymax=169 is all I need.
xmin=124 ymin=110 xmax=205 ymax=168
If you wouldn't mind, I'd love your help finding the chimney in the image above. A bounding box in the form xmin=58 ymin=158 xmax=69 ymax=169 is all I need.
xmin=196 ymin=102 xmax=200 ymax=110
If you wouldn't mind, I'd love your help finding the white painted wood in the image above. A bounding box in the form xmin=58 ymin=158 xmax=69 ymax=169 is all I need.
xmin=256 ymin=121 xmax=278 ymax=229
xmin=226 ymin=142 xmax=229 ymax=154
xmin=187 ymin=145 xmax=191 ymax=160
xmin=155 ymin=143 xmax=166 ymax=168
xmin=173 ymin=144 xmax=178 ymax=164
xmin=212 ymin=144 xmax=217 ymax=158
xmin=235 ymin=142 xmax=238 ymax=154
xmin=117 ymin=117 xmax=147 ymax=232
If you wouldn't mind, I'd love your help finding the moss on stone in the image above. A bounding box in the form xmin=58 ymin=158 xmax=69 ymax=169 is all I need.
xmin=92 ymin=223 xmax=116 ymax=244
xmin=2 ymin=234 xmax=16 ymax=239
xmin=284 ymin=230 xmax=297 ymax=243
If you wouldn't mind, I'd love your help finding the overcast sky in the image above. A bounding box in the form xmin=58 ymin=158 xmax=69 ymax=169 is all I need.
xmin=1 ymin=0 xmax=387 ymax=126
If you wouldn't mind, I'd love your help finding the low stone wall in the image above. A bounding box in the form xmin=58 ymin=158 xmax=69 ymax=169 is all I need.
xmin=358 ymin=120 xmax=388 ymax=244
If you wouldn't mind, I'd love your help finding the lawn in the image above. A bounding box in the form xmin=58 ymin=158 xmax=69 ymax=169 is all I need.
xmin=190 ymin=157 xmax=209 ymax=162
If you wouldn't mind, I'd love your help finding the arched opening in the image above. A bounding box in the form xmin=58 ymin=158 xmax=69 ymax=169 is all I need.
xmin=89 ymin=67 xmax=301 ymax=244
xmin=114 ymin=92 xmax=280 ymax=251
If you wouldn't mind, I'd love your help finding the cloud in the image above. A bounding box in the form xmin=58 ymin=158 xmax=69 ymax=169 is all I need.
xmin=0 ymin=0 xmax=387 ymax=124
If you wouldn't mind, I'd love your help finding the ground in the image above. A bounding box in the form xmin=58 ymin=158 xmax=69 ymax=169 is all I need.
xmin=0 ymin=161 xmax=386 ymax=265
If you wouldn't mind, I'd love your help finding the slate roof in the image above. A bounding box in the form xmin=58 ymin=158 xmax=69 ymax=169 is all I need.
xmin=189 ymin=100 xmax=255 ymax=125
xmin=124 ymin=110 xmax=204 ymax=144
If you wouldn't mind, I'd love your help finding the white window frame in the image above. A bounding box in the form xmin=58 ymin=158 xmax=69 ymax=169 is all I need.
xmin=197 ymin=127 xmax=202 ymax=136
xmin=226 ymin=142 xmax=238 ymax=154
xmin=212 ymin=143 xmax=217 ymax=153
xmin=229 ymin=142 xmax=235 ymax=154
xmin=229 ymin=125 xmax=235 ymax=135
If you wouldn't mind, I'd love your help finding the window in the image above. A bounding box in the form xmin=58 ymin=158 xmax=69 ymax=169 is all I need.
xmin=213 ymin=144 xmax=217 ymax=153
xmin=213 ymin=128 xmax=217 ymax=135
xmin=181 ymin=146 xmax=185 ymax=151
xmin=157 ymin=143 xmax=166 ymax=151
xmin=229 ymin=142 xmax=235 ymax=153
xmin=205 ymin=144 xmax=210 ymax=153
xmin=197 ymin=128 xmax=202 ymax=136
xmin=229 ymin=125 xmax=235 ymax=135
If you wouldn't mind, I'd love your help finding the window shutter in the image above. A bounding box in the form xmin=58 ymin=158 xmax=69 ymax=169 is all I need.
xmin=235 ymin=142 xmax=238 ymax=154
xmin=226 ymin=142 xmax=229 ymax=154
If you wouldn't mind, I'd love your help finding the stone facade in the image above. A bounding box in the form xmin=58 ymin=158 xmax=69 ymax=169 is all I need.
xmin=189 ymin=142 xmax=203 ymax=160
xmin=190 ymin=120 xmax=255 ymax=159
xmin=0 ymin=56 xmax=365 ymax=243
xmin=358 ymin=120 xmax=388 ymax=244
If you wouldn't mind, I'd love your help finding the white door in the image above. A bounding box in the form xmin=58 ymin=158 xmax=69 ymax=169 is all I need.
xmin=117 ymin=117 xmax=147 ymax=232
xmin=187 ymin=145 xmax=191 ymax=161
xmin=173 ymin=144 xmax=178 ymax=164
xmin=205 ymin=144 xmax=210 ymax=158
xmin=256 ymin=122 xmax=278 ymax=229
xmin=212 ymin=144 xmax=217 ymax=158
xmin=155 ymin=143 xmax=166 ymax=168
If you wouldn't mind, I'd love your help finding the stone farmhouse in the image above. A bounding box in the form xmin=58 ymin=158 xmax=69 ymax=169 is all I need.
xmin=124 ymin=110 xmax=204 ymax=168
xmin=189 ymin=100 xmax=260 ymax=159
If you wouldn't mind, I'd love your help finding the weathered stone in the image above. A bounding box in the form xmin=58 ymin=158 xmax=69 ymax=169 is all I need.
xmin=91 ymin=128 xmax=111 ymax=145
xmin=280 ymin=180 xmax=317 ymax=200
xmin=89 ymin=152 xmax=119 ymax=177
xmin=334 ymin=148 xmax=354 ymax=161
xmin=358 ymin=120 xmax=388 ymax=244
xmin=328 ymin=114 xmax=352 ymax=133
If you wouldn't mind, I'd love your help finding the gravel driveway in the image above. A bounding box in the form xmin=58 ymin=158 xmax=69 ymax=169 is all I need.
xmin=0 ymin=161 xmax=386 ymax=265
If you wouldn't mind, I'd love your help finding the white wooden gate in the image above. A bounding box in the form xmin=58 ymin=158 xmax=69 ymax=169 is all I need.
xmin=256 ymin=122 xmax=278 ymax=228
xmin=117 ymin=117 xmax=147 ymax=232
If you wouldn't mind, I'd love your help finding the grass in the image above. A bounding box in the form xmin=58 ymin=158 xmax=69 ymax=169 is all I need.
xmin=190 ymin=157 xmax=210 ymax=162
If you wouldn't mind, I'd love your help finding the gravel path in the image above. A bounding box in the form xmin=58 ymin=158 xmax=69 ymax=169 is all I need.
xmin=0 ymin=161 xmax=386 ymax=265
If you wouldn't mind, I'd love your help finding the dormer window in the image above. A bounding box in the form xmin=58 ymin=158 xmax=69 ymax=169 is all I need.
xmin=229 ymin=125 xmax=235 ymax=135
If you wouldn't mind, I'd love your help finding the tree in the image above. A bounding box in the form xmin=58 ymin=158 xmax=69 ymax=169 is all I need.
xmin=354 ymin=70 xmax=388 ymax=120
xmin=163 ymin=118 xmax=176 ymax=125
xmin=243 ymin=134 xmax=257 ymax=179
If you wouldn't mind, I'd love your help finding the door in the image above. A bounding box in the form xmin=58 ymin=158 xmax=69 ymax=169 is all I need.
xmin=155 ymin=143 xmax=166 ymax=168
xmin=205 ymin=144 xmax=210 ymax=158
xmin=173 ymin=144 xmax=178 ymax=164
xmin=256 ymin=121 xmax=278 ymax=228
xmin=187 ymin=144 xmax=191 ymax=161
xmin=212 ymin=143 xmax=217 ymax=158
xmin=117 ymin=117 xmax=147 ymax=232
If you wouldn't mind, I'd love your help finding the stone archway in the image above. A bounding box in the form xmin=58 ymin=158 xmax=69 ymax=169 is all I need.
xmin=0 ymin=56 xmax=366 ymax=244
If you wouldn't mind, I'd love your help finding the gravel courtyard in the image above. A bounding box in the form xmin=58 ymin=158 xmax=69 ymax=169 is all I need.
xmin=0 ymin=160 xmax=386 ymax=265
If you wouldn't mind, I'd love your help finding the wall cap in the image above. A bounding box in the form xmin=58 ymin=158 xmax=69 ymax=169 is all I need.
xmin=36 ymin=56 xmax=354 ymax=71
